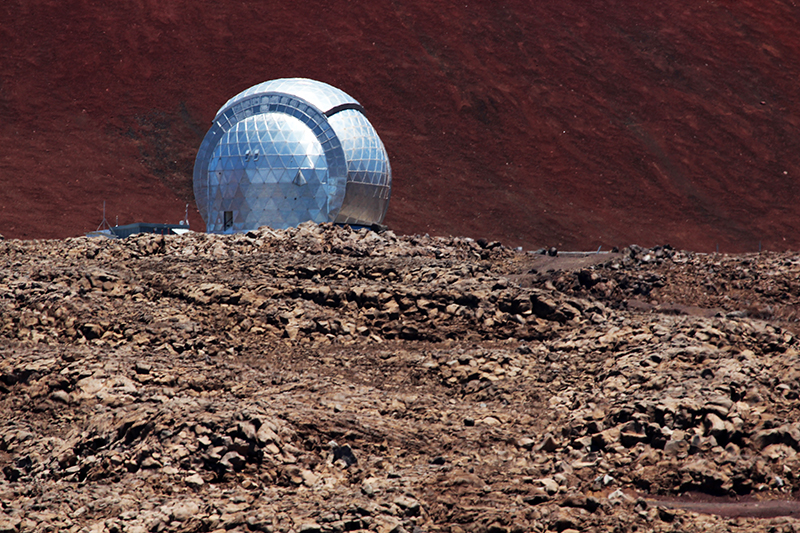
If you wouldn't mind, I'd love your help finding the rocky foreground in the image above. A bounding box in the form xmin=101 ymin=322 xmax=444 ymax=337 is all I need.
xmin=2 ymin=224 xmax=800 ymax=533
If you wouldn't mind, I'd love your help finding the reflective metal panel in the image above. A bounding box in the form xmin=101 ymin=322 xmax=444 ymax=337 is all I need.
xmin=194 ymin=78 xmax=391 ymax=233
xmin=329 ymin=109 xmax=391 ymax=225
xmin=218 ymin=78 xmax=358 ymax=117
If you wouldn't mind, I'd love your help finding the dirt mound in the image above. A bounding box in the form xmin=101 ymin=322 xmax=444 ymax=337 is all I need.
xmin=3 ymin=227 xmax=800 ymax=532
xmin=2 ymin=1 xmax=800 ymax=252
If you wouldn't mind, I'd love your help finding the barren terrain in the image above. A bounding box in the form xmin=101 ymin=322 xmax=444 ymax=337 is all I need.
xmin=3 ymin=1 xmax=800 ymax=251
xmin=3 ymin=226 xmax=800 ymax=532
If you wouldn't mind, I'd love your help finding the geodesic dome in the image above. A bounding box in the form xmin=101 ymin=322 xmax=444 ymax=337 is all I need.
xmin=193 ymin=78 xmax=392 ymax=233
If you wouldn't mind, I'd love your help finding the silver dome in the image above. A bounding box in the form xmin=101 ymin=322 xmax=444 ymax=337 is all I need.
xmin=193 ymin=78 xmax=391 ymax=233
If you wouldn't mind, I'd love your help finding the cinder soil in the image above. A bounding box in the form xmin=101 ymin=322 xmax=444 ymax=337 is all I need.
xmin=2 ymin=225 xmax=800 ymax=533
xmin=3 ymin=1 xmax=800 ymax=252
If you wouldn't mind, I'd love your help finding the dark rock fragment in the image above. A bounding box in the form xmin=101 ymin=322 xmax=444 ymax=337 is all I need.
xmin=333 ymin=444 xmax=357 ymax=466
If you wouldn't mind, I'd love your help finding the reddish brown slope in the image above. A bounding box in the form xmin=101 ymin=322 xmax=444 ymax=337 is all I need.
xmin=1 ymin=0 xmax=799 ymax=251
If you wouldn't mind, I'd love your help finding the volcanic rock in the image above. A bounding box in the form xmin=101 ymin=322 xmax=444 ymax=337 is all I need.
xmin=1 ymin=230 xmax=800 ymax=532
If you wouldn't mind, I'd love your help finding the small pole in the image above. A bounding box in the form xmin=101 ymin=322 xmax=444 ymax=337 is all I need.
xmin=96 ymin=201 xmax=111 ymax=231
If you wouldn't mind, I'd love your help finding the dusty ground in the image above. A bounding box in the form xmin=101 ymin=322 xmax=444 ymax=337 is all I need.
xmin=3 ymin=1 xmax=800 ymax=251
xmin=2 ymin=225 xmax=800 ymax=532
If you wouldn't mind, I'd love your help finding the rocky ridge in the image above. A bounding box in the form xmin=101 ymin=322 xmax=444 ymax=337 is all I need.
xmin=2 ymin=224 xmax=800 ymax=533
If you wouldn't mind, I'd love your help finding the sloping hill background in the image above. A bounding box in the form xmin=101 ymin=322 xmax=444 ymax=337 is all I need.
xmin=1 ymin=0 xmax=799 ymax=252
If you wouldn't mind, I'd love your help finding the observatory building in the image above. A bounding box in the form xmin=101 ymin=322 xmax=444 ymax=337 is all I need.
xmin=193 ymin=78 xmax=392 ymax=233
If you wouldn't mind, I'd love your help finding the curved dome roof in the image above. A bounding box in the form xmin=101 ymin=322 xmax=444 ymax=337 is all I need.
xmin=193 ymin=79 xmax=391 ymax=233
xmin=216 ymin=78 xmax=360 ymax=117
